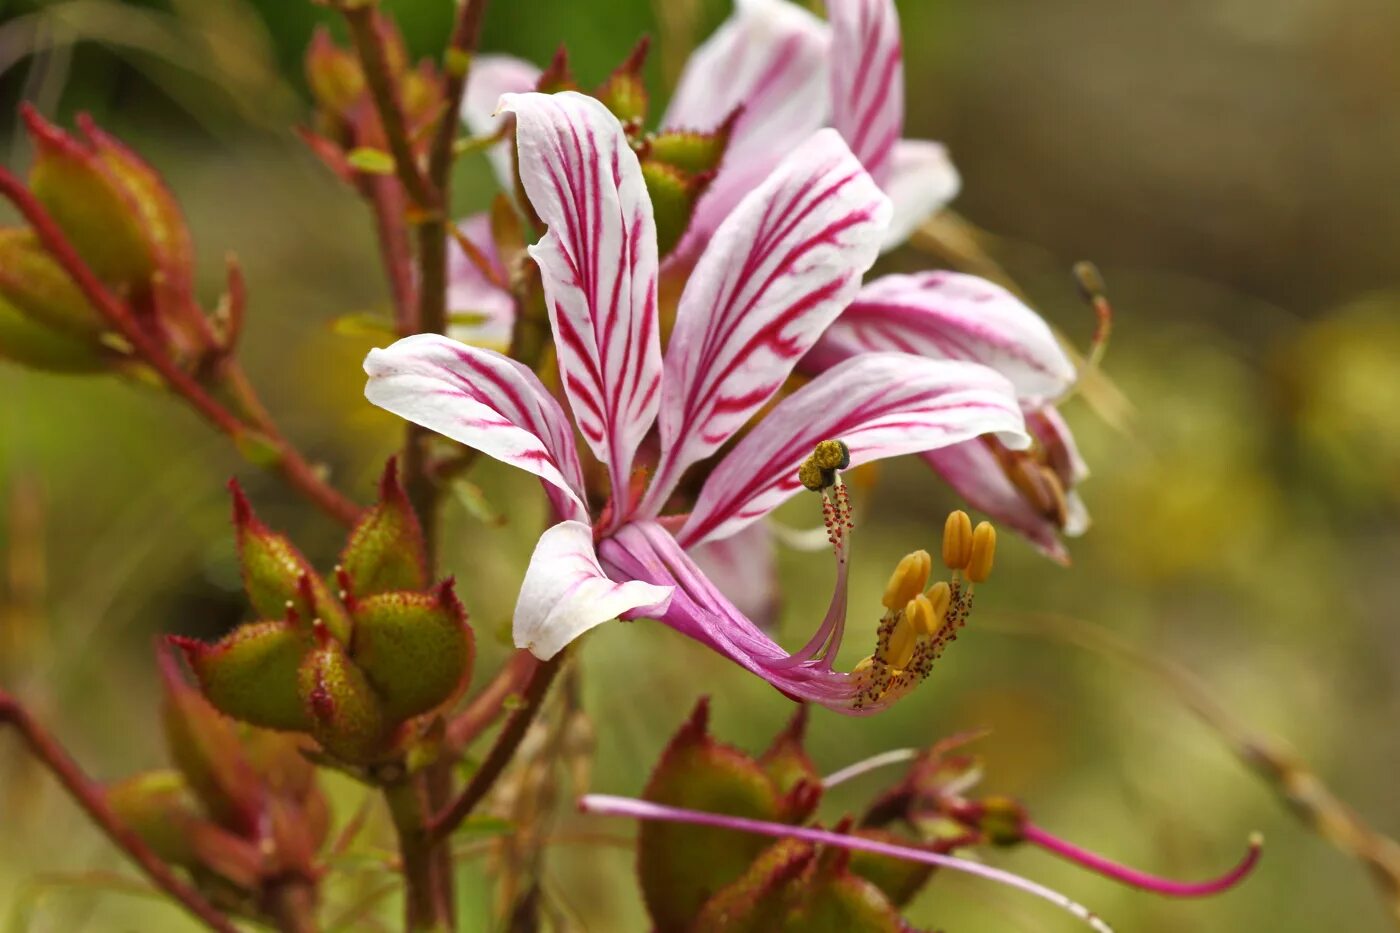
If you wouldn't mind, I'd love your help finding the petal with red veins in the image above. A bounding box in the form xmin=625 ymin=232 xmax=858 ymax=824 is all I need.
xmin=806 ymin=271 xmax=1076 ymax=403
xmin=644 ymin=129 xmax=890 ymax=511
xmin=679 ymin=352 xmax=1028 ymax=547
xmin=828 ymin=0 xmax=904 ymax=186
xmin=688 ymin=519 xmax=780 ymax=630
xmin=501 ymin=91 xmax=662 ymax=508
xmin=879 ymin=140 xmax=961 ymax=250
xmin=364 ymin=334 xmax=588 ymax=523
xmin=514 ymin=520 xmax=674 ymax=659
xmin=460 ymin=54 xmax=542 ymax=190
xmin=665 ymin=0 xmax=832 ymax=255
xmin=447 ymin=212 xmax=514 ymax=350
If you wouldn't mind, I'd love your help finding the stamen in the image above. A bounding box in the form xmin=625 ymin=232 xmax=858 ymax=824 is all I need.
xmin=881 ymin=549 xmax=931 ymax=610
xmin=579 ymin=794 xmax=1117 ymax=933
xmin=942 ymin=510 xmax=973 ymax=570
xmin=967 ymin=521 xmax=997 ymax=583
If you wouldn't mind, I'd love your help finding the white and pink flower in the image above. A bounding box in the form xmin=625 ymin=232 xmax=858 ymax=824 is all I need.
xmin=366 ymin=92 xmax=1028 ymax=711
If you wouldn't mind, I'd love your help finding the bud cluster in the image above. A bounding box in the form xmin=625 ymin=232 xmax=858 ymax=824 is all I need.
xmin=173 ymin=460 xmax=474 ymax=768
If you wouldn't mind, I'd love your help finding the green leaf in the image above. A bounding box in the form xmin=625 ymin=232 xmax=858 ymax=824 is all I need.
xmin=347 ymin=147 xmax=396 ymax=175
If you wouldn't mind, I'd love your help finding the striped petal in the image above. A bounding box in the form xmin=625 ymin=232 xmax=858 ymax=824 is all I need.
xmin=515 ymin=520 xmax=674 ymax=659
xmin=688 ymin=519 xmax=780 ymax=630
xmin=501 ymin=91 xmax=663 ymax=511
xmin=643 ymin=129 xmax=891 ymax=511
xmin=446 ymin=213 xmax=514 ymax=351
xmin=364 ymin=334 xmax=588 ymax=523
xmin=679 ymin=352 xmax=1028 ymax=547
xmin=879 ymin=139 xmax=961 ymax=250
xmin=665 ymin=0 xmax=831 ymax=254
xmin=460 ymin=54 xmax=542 ymax=190
xmin=828 ymin=0 xmax=903 ymax=186
xmin=806 ymin=271 xmax=1076 ymax=403
xmin=923 ymin=406 xmax=1090 ymax=562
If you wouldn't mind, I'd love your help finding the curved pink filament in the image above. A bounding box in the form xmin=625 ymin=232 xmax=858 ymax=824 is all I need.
xmin=1022 ymin=822 xmax=1263 ymax=898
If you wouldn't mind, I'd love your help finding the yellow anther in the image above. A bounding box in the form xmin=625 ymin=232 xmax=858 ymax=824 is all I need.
xmin=906 ymin=592 xmax=938 ymax=637
xmin=852 ymin=655 xmax=875 ymax=678
xmin=942 ymin=510 xmax=973 ymax=570
xmin=797 ymin=457 xmax=829 ymax=492
xmin=811 ymin=439 xmax=850 ymax=471
xmin=925 ymin=580 xmax=951 ymax=627
xmin=967 ymin=521 xmax=997 ymax=583
xmin=881 ymin=549 xmax=931 ymax=610
xmin=885 ymin=613 xmax=918 ymax=670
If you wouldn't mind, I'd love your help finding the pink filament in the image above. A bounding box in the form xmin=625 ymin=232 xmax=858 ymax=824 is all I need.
xmin=1022 ymin=822 xmax=1263 ymax=898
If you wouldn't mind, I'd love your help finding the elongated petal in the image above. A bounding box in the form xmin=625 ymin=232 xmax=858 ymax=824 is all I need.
xmin=688 ymin=519 xmax=779 ymax=630
xmin=665 ymin=0 xmax=832 ymax=255
xmin=806 ymin=271 xmax=1076 ymax=403
xmin=460 ymin=54 xmax=542 ymax=190
xmin=502 ymin=91 xmax=662 ymax=507
xmin=879 ymin=140 xmax=961 ymax=250
xmin=680 ymin=353 xmax=1028 ymax=546
xmin=599 ymin=522 xmax=859 ymax=707
xmin=645 ymin=129 xmax=890 ymax=510
xmin=447 ymin=213 xmax=514 ymax=350
xmin=364 ymin=334 xmax=588 ymax=523
xmin=514 ymin=520 xmax=673 ymax=659
xmin=828 ymin=0 xmax=903 ymax=186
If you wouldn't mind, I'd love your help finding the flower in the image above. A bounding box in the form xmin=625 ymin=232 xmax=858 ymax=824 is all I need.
xmin=668 ymin=0 xmax=1094 ymax=561
xmin=365 ymin=91 xmax=1029 ymax=711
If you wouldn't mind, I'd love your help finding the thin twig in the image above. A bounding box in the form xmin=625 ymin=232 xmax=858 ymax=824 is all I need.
xmin=446 ymin=649 xmax=540 ymax=752
xmin=428 ymin=0 xmax=488 ymax=192
xmin=427 ymin=652 xmax=564 ymax=845
xmin=986 ymin=609 xmax=1400 ymax=927
xmin=338 ymin=6 xmax=432 ymax=208
xmin=0 ymin=689 xmax=239 ymax=933
xmin=0 ymin=166 xmax=362 ymax=526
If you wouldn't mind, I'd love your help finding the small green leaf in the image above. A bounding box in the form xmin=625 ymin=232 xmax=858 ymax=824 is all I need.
xmin=347 ymin=147 xmax=396 ymax=175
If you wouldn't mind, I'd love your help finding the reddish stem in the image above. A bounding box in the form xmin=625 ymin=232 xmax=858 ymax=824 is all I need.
xmin=1022 ymin=822 xmax=1263 ymax=898
xmin=0 ymin=165 xmax=362 ymax=527
xmin=0 ymin=690 xmax=239 ymax=933
xmin=445 ymin=649 xmax=541 ymax=751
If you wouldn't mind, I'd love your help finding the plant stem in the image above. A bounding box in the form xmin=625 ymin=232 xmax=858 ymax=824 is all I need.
xmin=339 ymin=6 xmax=433 ymax=208
xmin=426 ymin=652 xmax=564 ymax=846
xmin=265 ymin=877 xmax=321 ymax=933
xmin=0 ymin=167 xmax=362 ymax=527
xmin=0 ymin=689 xmax=239 ymax=933
xmin=445 ymin=649 xmax=540 ymax=752
xmin=383 ymin=777 xmax=454 ymax=933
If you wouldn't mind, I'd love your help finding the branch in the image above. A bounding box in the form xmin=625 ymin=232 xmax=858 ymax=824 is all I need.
xmin=0 ymin=689 xmax=239 ymax=933
xmin=428 ymin=0 xmax=488 ymax=192
xmin=339 ymin=6 xmax=433 ymax=208
xmin=0 ymin=166 xmax=363 ymax=527
xmin=427 ymin=651 xmax=563 ymax=845
xmin=446 ymin=649 xmax=540 ymax=751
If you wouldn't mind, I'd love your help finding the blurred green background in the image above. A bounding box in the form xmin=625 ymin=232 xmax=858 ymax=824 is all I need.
xmin=2 ymin=0 xmax=1399 ymax=930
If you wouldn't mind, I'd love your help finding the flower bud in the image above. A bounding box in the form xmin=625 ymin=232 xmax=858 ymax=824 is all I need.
xmin=173 ymin=623 xmax=314 ymax=732
xmin=977 ymin=794 xmax=1027 ymax=846
xmin=846 ymin=828 xmax=936 ymax=908
xmin=535 ymin=46 xmax=578 ymax=95
xmin=641 ymin=159 xmax=712 ymax=259
xmin=691 ymin=837 xmax=815 ymax=930
xmin=157 ymin=645 xmax=264 ymax=836
xmin=781 ymin=852 xmax=906 ymax=930
xmin=229 ymin=480 xmax=351 ymax=641
xmin=106 ymin=770 xmax=203 ymax=867
xmin=639 ymin=698 xmax=785 ymax=931
xmin=338 ymin=458 xmax=428 ymax=598
xmin=305 ymin=26 xmax=366 ymax=132
xmin=298 ymin=623 xmax=392 ymax=764
xmin=595 ymin=38 xmax=651 ymax=126
xmin=0 ymin=290 xmax=109 ymax=373
xmin=647 ymin=115 xmax=737 ymax=176
xmin=757 ymin=706 xmax=821 ymax=823
xmin=349 ymin=582 xmax=474 ymax=721
xmin=23 ymin=106 xmax=191 ymax=293
xmin=0 ymin=229 xmax=106 ymax=341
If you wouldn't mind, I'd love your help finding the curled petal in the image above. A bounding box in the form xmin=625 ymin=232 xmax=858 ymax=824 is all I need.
xmin=364 ymin=334 xmax=588 ymax=523
xmin=665 ymin=0 xmax=832 ymax=253
xmin=645 ymin=129 xmax=891 ymax=510
xmin=502 ymin=91 xmax=662 ymax=508
xmin=828 ymin=0 xmax=904 ymax=186
xmin=680 ymin=352 xmax=1028 ymax=547
xmin=514 ymin=521 xmax=673 ymax=659
xmin=807 ymin=271 xmax=1076 ymax=403
xmin=460 ymin=54 xmax=542 ymax=190
xmin=447 ymin=213 xmax=514 ymax=350
xmin=688 ymin=519 xmax=780 ymax=630
xmin=879 ymin=139 xmax=961 ymax=251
